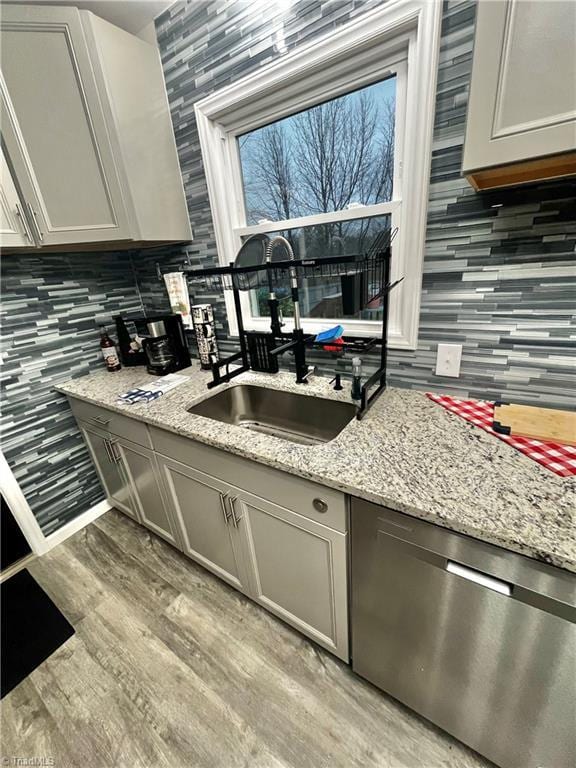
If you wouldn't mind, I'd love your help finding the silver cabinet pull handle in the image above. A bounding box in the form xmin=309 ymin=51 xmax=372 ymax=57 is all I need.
xmin=103 ymin=439 xmax=114 ymax=464
xmin=219 ymin=492 xmax=230 ymax=525
xmin=26 ymin=202 xmax=43 ymax=242
xmin=15 ymin=202 xmax=33 ymax=242
xmin=109 ymin=440 xmax=121 ymax=463
xmin=90 ymin=415 xmax=110 ymax=426
xmin=228 ymin=496 xmax=241 ymax=527
xmin=313 ymin=498 xmax=328 ymax=514
xmin=446 ymin=561 xmax=511 ymax=597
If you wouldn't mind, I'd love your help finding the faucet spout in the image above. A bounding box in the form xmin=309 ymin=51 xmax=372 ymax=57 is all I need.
xmin=265 ymin=236 xmax=301 ymax=331
xmin=265 ymin=235 xmax=294 ymax=262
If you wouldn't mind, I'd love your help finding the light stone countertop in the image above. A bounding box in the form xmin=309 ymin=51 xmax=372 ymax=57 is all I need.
xmin=55 ymin=363 xmax=576 ymax=573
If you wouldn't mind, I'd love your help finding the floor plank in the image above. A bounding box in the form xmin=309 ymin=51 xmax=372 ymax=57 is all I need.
xmin=1 ymin=510 xmax=493 ymax=768
xmin=28 ymin=632 xmax=175 ymax=768
xmin=1 ymin=678 xmax=77 ymax=765
xmin=79 ymin=594 xmax=285 ymax=768
xmin=28 ymin=544 xmax=107 ymax=624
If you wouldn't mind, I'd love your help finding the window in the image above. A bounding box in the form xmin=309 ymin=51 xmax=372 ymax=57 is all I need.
xmin=195 ymin=0 xmax=441 ymax=348
xmin=238 ymin=77 xmax=398 ymax=327
xmin=239 ymin=77 xmax=396 ymax=224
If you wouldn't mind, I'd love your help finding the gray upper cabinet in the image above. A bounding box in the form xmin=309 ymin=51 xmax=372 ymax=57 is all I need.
xmin=0 ymin=5 xmax=131 ymax=247
xmin=0 ymin=4 xmax=191 ymax=251
xmin=463 ymin=0 xmax=576 ymax=190
xmin=0 ymin=144 xmax=31 ymax=247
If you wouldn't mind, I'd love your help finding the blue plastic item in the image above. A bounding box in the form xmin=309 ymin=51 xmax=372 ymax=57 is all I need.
xmin=315 ymin=325 xmax=344 ymax=343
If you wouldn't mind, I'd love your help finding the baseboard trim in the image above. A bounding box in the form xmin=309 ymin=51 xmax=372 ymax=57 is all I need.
xmin=0 ymin=552 xmax=37 ymax=584
xmin=42 ymin=499 xmax=111 ymax=553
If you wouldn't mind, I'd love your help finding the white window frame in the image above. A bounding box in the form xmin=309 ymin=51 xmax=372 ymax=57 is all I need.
xmin=195 ymin=0 xmax=441 ymax=349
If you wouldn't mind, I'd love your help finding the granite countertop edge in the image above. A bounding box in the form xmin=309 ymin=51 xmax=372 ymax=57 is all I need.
xmin=54 ymin=367 xmax=576 ymax=575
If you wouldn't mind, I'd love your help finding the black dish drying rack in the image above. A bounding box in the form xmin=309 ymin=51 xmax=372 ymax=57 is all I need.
xmin=170 ymin=228 xmax=401 ymax=419
xmin=184 ymin=249 xmax=390 ymax=299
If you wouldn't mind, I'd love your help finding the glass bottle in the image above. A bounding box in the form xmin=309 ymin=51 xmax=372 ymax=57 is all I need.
xmin=100 ymin=326 xmax=121 ymax=372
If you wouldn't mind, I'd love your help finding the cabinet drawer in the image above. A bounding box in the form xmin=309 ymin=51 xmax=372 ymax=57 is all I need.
xmin=150 ymin=426 xmax=348 ymax=533
xmin=69 ymin=397 xmax=151 ymax=448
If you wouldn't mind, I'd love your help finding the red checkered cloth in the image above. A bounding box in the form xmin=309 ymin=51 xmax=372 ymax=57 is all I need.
xmin=426 ymin=393 xmax=576 ymax=478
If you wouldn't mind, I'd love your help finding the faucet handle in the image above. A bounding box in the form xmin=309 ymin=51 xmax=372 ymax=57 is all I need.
xmin=302 ymin=365 xmax=316 ymax=382
xmin=330 ymin=373 xmax=343 ymax=390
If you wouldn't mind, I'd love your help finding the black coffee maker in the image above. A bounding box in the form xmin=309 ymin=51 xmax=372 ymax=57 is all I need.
xmin=114 ymin=314 xmax=191 ymax=375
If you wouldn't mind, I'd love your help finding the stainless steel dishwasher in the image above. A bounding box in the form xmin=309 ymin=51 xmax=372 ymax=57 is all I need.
xmin=351 ymin=499 xmax=576 ymax=768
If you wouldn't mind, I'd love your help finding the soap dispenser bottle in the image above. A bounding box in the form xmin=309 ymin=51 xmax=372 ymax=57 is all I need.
xmin=351 ymin=357 xmax=362 ymax=400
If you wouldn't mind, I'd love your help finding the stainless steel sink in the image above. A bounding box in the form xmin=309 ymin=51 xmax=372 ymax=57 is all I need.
xmin=187 ymin=384 xmax=357 ymax=445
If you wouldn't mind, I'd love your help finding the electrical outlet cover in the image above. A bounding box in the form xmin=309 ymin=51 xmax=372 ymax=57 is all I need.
xmin=435 ymin=343 xmax=462 ymax=378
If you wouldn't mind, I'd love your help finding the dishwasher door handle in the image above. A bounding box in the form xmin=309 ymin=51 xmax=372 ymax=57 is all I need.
xmin=447 ymin=561 xmax=512 ymax=597
xmin=376 ymin=527 xmax=573 ymax=620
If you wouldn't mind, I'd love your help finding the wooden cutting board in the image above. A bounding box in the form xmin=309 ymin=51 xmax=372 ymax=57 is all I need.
xmin=493 ymin=403 xmax=576 ymax=446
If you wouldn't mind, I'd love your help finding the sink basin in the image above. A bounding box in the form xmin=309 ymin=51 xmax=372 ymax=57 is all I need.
xmin=187 ymin=384 xmax=357 ymax=445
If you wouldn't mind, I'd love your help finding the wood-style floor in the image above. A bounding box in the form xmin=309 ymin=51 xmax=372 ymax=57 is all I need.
xmin=1 ymin=510 xmax=492 ymax=768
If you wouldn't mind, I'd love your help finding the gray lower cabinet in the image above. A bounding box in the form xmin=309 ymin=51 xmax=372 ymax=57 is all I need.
xmin=115 ymin=440 xmax=179 ymax=546
xmin=238 ymin=492 xmax=349 ymax=660
xmin=80 ymin=423 xmax=137 ymax=520
xmin=80 ymin=421 xmax=178 ymax=545
xmin=73 ymin=398 xmax=349 ymax=661
xmin=157 ymin=453 xmax=349 ymax=660
xmin=157 ymin=456 xmax=251 ymax=593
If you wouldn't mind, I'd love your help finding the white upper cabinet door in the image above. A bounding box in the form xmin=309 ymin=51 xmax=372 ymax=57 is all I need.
xmin=463 ymin=0 xmax=576 ymax=178
xmin=82 ymin=13 xmax=192 ymax=244
xmin=0 ymin=4 xmax=131 ymax=246
xmin=0 ymin=145 xmax=33 ymax=247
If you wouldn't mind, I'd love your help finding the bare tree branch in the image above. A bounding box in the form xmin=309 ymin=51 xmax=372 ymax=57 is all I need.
xmin=241 ymin=78 xmax=396 ymax=258
xmin=241 ymin=123 xmax=293 ymax=221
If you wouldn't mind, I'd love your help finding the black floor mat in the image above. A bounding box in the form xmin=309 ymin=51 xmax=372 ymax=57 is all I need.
xmin=1 ymin=569 xmax=74 ymax=698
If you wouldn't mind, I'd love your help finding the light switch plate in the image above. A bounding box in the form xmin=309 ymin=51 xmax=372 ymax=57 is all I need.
xmin=435 ymin=343 xmax=462 ymax=378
